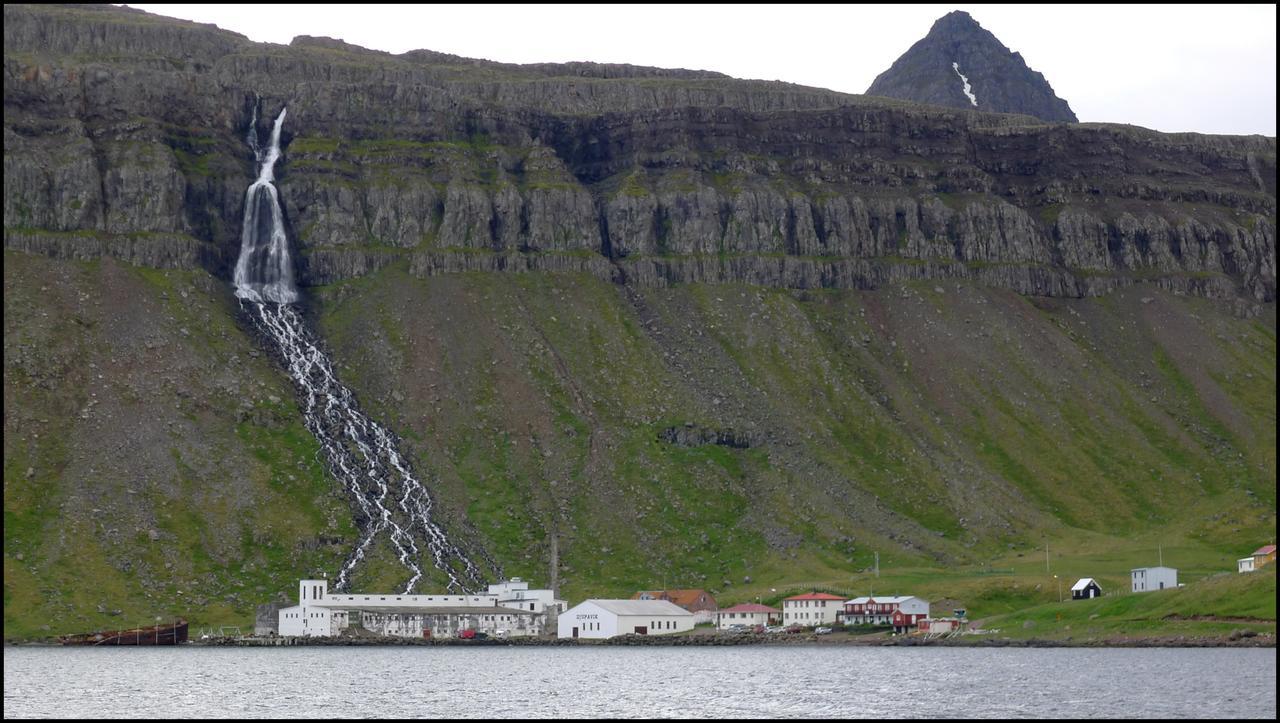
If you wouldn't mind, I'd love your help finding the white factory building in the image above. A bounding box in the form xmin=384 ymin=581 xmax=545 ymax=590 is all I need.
xmin=278 ymin=578 xmax=557 ymax=639
xmin=558 ymin=599 xmax=694 ymax=639
xmin=1131 ymin=566 xmax=1179 ymax=593
xmin=489 ymin=577 xmax=567 ymax=619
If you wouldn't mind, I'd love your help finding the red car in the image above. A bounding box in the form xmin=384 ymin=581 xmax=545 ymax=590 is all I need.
xmin=458 ymin=629 xmax=477 ymax=639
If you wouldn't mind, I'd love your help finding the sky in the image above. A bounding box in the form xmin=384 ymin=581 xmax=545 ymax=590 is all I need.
xmin=124 ymin=4 xmax=1277 ymax=136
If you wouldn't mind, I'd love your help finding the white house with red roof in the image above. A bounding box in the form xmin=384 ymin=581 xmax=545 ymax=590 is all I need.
xmin=841 ymin=596 xmax=930 ymax=632
xmin=781 ymin=592 xmax=845 ymax=627
xmin=715 ymin=603 xmax=780 ymax=630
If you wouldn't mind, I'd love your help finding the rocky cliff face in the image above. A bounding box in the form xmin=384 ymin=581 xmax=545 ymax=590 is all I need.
xmin=867 ymin=11 xmax=1079 ymax=123
xmin=3 ymin=4 xmax=1275 ymax=304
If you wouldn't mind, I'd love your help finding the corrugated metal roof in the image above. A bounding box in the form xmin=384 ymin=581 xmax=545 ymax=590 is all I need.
xmin=329 ymin=605 xmax=536 ymax=616
xmin=630 ymin=589 xmax=716 ymax=607
xmin=1253 ymin=545 xmax=1277 ymax=556
xmin=784 ymin=592 xmax=845 ymax=601
xmin=579 ymin=599 xmax=693 ymax=616
xmin=718 ymin=603 xmax=780 ymax=613
xmin=843 ymin=596 xmax=918 ymax=605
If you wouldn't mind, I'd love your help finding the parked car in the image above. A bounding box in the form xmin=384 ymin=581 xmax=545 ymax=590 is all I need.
xmin=458 ymin=629 xmax=476 ymax=639
xmin=766 ymin=626 xmax=785 ymax=634
xmin=815 ymin=627 xmax=833 ymax=635
xmin=785 ymin=624 xmax=804 ymax=634
xmin=751 ymin=624 xmax=767 ymax=634
xmin=727 ymin=624 xmax=749 ymax=634
xmin=494 ymin=629 xmax=509 ymax=640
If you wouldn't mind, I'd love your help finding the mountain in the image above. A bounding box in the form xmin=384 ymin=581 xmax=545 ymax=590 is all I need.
xmin=867 ymin=11 xmax=1079 ymax=122
xmin=3 ymin=4 xmax=1275 ymax=639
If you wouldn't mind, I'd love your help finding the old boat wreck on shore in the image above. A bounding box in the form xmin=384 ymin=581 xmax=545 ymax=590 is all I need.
xmin=59 ymin=619 xmax=189 ymax=646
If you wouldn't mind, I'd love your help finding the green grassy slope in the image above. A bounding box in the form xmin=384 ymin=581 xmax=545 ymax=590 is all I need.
xmin=312 ymin=262 xmax=1275 ymax=605
xmin=4 ymin=251 xmax=355 ymax=639
xmin=4 ymin=253 xmax=1275 ymax=637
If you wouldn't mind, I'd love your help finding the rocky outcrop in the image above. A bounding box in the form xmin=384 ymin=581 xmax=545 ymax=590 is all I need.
xmin=867 ymin=11 xmax=1078 ymax=122
xmin=3 ymin=3 xmax=1275 ymax=302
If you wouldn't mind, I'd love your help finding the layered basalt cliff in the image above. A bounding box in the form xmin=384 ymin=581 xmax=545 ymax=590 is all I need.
xmin=4 ymin=4 xmax=1275 ymax=303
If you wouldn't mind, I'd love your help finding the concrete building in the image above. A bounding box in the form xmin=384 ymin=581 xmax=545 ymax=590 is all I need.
xmin=715 ymin=603 xmax=780 ymax=630
xmin=254 ymin=602 xmax=287 ymax=636
xmin=489 ymin=578 xmax=567 ymax=620
xmin=632 ymin=589 xmax=718 ymax=624
xmin=781 ymin=592 xmax=844 ymax=627
xmin=1130 ymin=566 xmax=1178 ymax=593
xmin=558 ymin=599 xmax=694 ymax=639
xmin=841 ymin=596 xmax=930 ymax=632
xmin=277 ymin=579 xmax=543 ymax=639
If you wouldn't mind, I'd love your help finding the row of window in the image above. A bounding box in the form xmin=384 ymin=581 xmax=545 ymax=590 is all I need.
xmin=327 ymin=595 xmax=493 ymax=603
xmin=786 ymin=600 xmax=830 ymax=607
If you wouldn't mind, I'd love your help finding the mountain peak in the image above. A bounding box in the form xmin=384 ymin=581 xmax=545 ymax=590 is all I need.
xmin=866 ymin=12 xmax=1078 ymax=123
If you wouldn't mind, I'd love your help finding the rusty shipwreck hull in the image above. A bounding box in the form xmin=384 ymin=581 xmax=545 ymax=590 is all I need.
xmin=59 ymin=619 xmax=188 ymax=645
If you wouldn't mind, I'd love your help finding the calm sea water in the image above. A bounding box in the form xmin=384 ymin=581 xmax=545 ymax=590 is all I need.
xmin=3 ymin=646 xmax=1275 ymax=718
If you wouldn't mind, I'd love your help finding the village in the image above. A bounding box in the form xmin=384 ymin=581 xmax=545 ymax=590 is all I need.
xmin=248 ymin=544 xmax=1278 ymax=643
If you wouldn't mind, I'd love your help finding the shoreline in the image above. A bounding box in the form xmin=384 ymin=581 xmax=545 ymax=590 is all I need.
xmin=8 ymin=631 xmax=1273 ymax=649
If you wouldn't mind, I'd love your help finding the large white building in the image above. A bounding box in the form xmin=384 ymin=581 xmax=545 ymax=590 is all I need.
xmin=278 ymin=579 xmax=551 ymax=639
xmin=557 ymin=599 xmax=694 ymax=639
xmin=781 ymin=592 xmax=844 ymax=627
xmin=489 ymin=578 xmax=567 ymax=619
xmin=1131 ymin=566 xmax=1178 ymax=593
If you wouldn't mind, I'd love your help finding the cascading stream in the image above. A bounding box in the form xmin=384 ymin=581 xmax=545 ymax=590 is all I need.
xmin=232 ymin=102 xmax=486 ymax=593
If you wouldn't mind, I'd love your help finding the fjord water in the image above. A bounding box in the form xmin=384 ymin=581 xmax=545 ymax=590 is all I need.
xmin=3 ymin=647 xmax=1274 ymax=718
xmin=231 ymin=104 xmax=484 ymax=592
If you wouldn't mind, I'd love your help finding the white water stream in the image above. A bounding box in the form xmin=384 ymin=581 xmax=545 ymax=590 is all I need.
xmin=232 ymin=102 xmax=486 ymax=593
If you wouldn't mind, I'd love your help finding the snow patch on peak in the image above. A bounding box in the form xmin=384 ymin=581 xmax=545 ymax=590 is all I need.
xmin=952 ymin=62 xmax=978 ymax=107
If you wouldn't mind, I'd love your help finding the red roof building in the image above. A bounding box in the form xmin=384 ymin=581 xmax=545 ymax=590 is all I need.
xmin=781 ymin=592 xmax=844 ymax=627
xmin=715 ymin=603 xmax=781 ymax=630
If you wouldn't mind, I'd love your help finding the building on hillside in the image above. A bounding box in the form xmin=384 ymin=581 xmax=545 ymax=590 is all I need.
xmin=1238 ymin=545 xmax=1276 ymax=573
xmin=715 ymin=604 xmax=780 ymax=630
xmin=558 ymin=599 xmax=694 ymax=639
xmin=1130 ymin=566 xmax=1178 ymax=593
xmin=781 ymin=592 xmax=845 ymax=627
xmin=276 ymin=579 xmax=544 ymax=638
xmin=632 ymin=589 xmax=718 ymax=624
xmin=1070 ymin=578 xmax=1102 ymax=600
xmin=488 ymin=577 xmax=567 ymax=620
xmin=841 ymin=596 xmax=930 ymax=632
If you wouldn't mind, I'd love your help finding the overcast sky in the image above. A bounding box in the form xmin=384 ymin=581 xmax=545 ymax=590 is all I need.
xmin=125 ymin=3 xmax=1277 ymax=136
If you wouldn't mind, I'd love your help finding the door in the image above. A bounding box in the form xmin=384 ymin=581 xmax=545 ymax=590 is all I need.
xmin=572 ymin=626 xmax=578 ymax=638
xmin=634 ymin=626 xmax=647 ymax=635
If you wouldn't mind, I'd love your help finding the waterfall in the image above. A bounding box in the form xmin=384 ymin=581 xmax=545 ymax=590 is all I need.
xmin=233 ymin=106 xmax=297 ymax=305
xmin=232 ymin=102 xmax=488 ymax=593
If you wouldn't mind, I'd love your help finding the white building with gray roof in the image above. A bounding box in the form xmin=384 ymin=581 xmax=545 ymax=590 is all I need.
xmin=557 ymin=599 xmax=694 ymax=639
xmin=278 ymin=579 xmax=543 ymax=638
